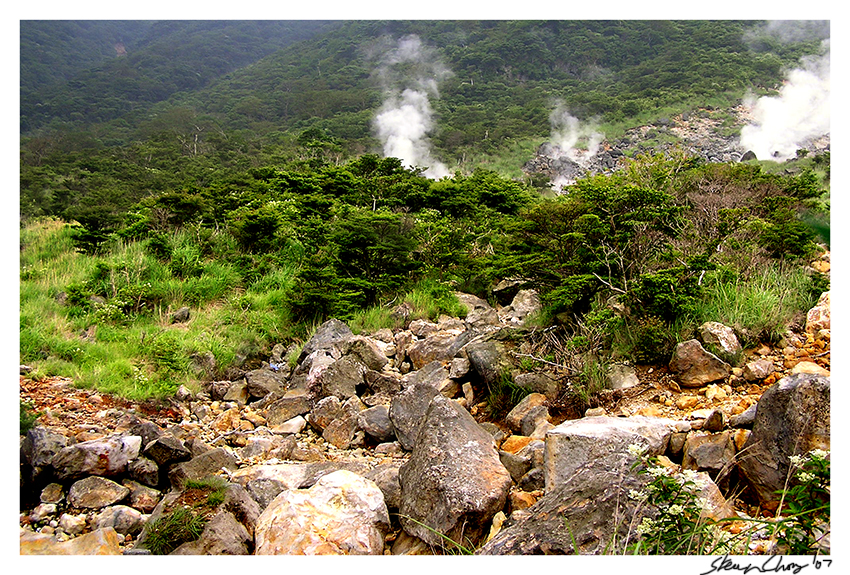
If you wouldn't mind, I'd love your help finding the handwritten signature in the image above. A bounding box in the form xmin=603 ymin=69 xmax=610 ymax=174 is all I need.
xmin=701 ymin=555 xmax=832 ymax=575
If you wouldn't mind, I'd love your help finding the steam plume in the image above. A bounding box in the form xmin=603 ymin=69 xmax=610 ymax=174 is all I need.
xmin=739 ymin=40 xmax=830 ymax=161
xmin=372 ymin=35 xmax=451 ymax=179
xmin=545 ymin=102 xmax=604 ymax=189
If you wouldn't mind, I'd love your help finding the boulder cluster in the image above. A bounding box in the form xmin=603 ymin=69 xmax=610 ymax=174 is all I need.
xmin=19 ymin=288 xmax=831 ymax=555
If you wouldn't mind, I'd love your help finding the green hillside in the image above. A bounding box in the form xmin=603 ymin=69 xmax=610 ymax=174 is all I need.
xmin=19 ymin=20 xmax=830 ymax=402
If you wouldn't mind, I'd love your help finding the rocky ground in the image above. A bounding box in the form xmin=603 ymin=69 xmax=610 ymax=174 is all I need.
xmin=18 ymin=253 xmax=831 ymax=555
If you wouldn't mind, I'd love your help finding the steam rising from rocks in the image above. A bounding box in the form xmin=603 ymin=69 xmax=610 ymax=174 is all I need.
xmin=543 ymin=102 xmax=604 ymax=189
xmin=739 ymin=36 xmax=830 ymax=161
xmin=372 ymin=35 xmax=452 ymax=179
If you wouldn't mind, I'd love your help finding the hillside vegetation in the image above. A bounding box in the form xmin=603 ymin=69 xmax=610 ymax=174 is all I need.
xmin=20 ymin=20 xmax=830 ymax=403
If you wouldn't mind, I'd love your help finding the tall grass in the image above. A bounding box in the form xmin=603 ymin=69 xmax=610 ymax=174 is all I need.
xmin=689 ymin=263 xmax=824 ymax=346
xmin=18 ymin=219 xmax=301 ymax=399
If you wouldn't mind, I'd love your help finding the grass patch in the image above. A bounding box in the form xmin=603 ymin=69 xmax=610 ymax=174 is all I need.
xmin=690 ymin=264 xmax=825 ymax=346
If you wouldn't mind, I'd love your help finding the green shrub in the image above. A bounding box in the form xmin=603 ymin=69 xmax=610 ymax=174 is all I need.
xmin=141 ymin=506 xmax=207 ymax=555
xmin=486 ymin=370 xmax=530 ymax=420
xmin=20 ymin=400 xmax=40 ymax=434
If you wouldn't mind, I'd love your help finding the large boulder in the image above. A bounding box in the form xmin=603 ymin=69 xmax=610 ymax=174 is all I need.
xmin=171 ymin=510 xmax=252 ymax=555
xmin=51 ymin=434 xmax=142 ymax=480
xmin=68 ymin=476 xmax=130 ymax=509
xmin=738 ymin=373 xmax=830 ymax=506
xmin=343 ymin=336 xmax=388 ymax=371
xmin=498 ymin=289 xmax=541 ymax=326
xmin=669 ymin=339 xmax=731 ymax=388
xmin=298 ymin=318 xmax=354 ymax=363
xmin=465 ymin=338 xmax=510 ymax=387
xmin=698 ymin=321 xmax=742 ymax=362
xmin=544 ymin=416 xmax=677 ymax=491
xmin=407 ymin=330 xmax=475 ymax=371
xmin=388 ymin=361 xmax=450 ymax=450
xmin=244 ymin=368 xmax=287 ymax=399
xmin=20 ymin=527 xmax=122 ymax=555
xmin=398 ymin=395 xmax=512 ymax=548
xmin=477 ymin=467 xmax=652 ymax=555
xmin=254 ymin=470 xmax=390 ymax=555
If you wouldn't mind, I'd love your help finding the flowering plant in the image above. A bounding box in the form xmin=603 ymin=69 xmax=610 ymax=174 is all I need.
xmin=773 ymin=449 xmax=830 ymax=554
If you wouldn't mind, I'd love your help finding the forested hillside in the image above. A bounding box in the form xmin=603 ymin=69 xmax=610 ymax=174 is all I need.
xmin=19 ymin=20 xmax=830 ymax=403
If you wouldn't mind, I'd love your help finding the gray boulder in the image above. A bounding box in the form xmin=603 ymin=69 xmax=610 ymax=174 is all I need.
xmin=298 ymin=318 xmax=354 ymax=363
xmin=343 ymin=336 xmax=388 ymax=371
xmin=68 ymin=476 xmax=130 ymax=509
xmin=669 ymin=339 xmax=731 ymax=388
xmin=357 ymin=405 xmax=396 ymax=442
xmin=168 ymin=448 xmax=238 ymax=490
xmin=738 ymin=373 xmax=830 ymax=505
xmin=51 ymin=434 xmax=142 ymax=480
xmin=318 ymin=356 xmax=367 ymax=401
xmin=245 ymin=368 xmax=287 ymax=399
xmin=398 ymin=395 xmax=512 ymax=548
xmin=544 ymin=416 xmax=677 ymax=491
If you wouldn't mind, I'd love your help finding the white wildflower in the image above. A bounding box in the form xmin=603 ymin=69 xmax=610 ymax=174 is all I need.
xmin=680 ymin=469 xmax=699 ymax=482
xmin=647 ymin=465 xmax=668 ymax=478
xmin=789 ymin=454 xmax=805 ymax=467
xmin=628 ymin=489 xmax=648 ymax=502
xmin=667 ymin=504 xmax=685 ymax=515
xmin=810 ymin=449 xmax=830 ymax=461
xmin=627 ymin=443 xmax=647 ymax=457
xmin=636 ymin=517 xmax=656 ymax=536
xmin=797 ymin=471 xmax=816 ymax=483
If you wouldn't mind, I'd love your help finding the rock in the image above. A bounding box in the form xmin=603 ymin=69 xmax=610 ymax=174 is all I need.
xmin=92 ymin=505 xmax=145 ymax=535
xmin=22 ymin=427 xmax=69 ymax=470
xmin=172 ymin=510 xmax=252 ymax=555
xmin=58 ymin=513 xmax=87 ymax=535
xmin=388 ymin=363 xmax=447 ymax=450
xmin=246 ymin=478 xmax=287 ymax=510
xmin=318 ymin=356 xmax=367 ymax=401
xmin=698 ymin=321 xmax=742 ymax=362
xmin=703 ymin=409 xmax=725 ymax=432
xmin=20 ymin=527 xmax=122 ymax=555
xmin=51 ymin=434 xmax=142 ymax=481
xmin=477 ymin=467 xmax=652 ymax=555
xmin=171 ymin=306 xmax=191 ymax=323
xmin=729 ymin=403 xmax=758 ymax=428
xmin=245 ymin=368 xmax=287 ymax=399
xmin=491 ymin=279 xmax=524 ymax=306
xmin=608 ymin=363 xmax=639 ymax=390
xmin=682 ymin=431 xmax=737 ymax=484
xmin=357 ymin=405 xmax=395 ymax=442
xmin=68 ymin=476 xmax=130 ymax=509
xmin=544 ymin=416 xmax=677 ymax=491
xmin=407 ymin=330 xmax=474 ymax=370
xmin=40 ymin=483 xmax=64 ymax=504
xmin=254 ymin=470 xmax=389 ymax=555
xmin=343 ymin=336 xmax=388 ymax=371
xmin=790 ymin=361 xmax=830 ymax=376
xmin=127 ymin=456 xmax=159 ymax=487
xmin=805 ymin=291 xmax=830 ymax=333
xmin=513 ymin=371 xmax=559 ymax=401
xmin=142 ymin=434 xmax=191 ymax=466
xmin=262 ymin=388 xmax=312 ymax=427
xmin=738 ymin=373 xmax=830 ymax=505
xmin=465 ymin=338 xmax=509 ymax=386
xmin=449 ymin=357 xmax=471 ymax=379
xmin=398 ymin=395 xmax=512 ymax=548
xmin=298 ymin=319 xmax=354 ymax=363
xmin=499 ymin=289 xmax=541 ymax=326
xmin=519 ymin=405 xmax=551 ymax=437
xmin=391 ymin=530 xmax=433 ymax=555
xmin=505 ymin=393 xmax=547 ymax=433
xmin=364 ymin=464 xmax=403 ymax=510
xmin=499 ymin=451 xmax=533 ymax=484
xmin=322 ymin=398 xmax=365 ymax=449
xmin=123 ymin=480 xmax=161 ymax=513
xmin=168 ymin=448 xmax=238 ymax=490
xmin=669 ymin=339 xmax=731 ymax=387
xmin=270 ymin=415 xmax=307 ymax=435
xmin=743 ymin=359 xmax=774 ymax=382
